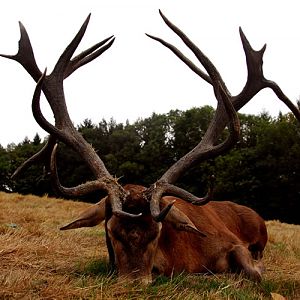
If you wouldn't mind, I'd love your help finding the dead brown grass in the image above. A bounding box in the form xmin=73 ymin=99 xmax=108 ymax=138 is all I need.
xmin=264 ymin=220 xmax=300 ymax=283
xmin=0 ymin=192 xmax=299 ymax=299
xmin=0 ymin=192 xmax=107 ymax=299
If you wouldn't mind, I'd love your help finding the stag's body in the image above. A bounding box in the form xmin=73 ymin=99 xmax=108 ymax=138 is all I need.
xmin=156 ymin=199 xmax=267 ymax=276
xmin=104 ymin=184 xmax=267 ymax=282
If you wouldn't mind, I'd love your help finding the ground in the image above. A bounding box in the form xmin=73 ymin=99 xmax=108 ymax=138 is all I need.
xmin=0 ymin=192 xmax=299 ymax=299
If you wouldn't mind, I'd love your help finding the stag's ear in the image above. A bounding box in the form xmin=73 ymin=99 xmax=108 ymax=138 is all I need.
xmin=161 ymin=198 xmax=207 ymax=237
xmin=60 ymin=197 xmax=107 ymax=230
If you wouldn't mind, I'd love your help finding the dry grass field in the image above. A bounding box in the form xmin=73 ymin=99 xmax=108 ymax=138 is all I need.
xmin=0 ymin=192 xmax=299 ymax=299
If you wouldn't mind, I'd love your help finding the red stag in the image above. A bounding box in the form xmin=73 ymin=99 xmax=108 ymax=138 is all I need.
xmin=2 ymin=11 xmax=300 ymax=284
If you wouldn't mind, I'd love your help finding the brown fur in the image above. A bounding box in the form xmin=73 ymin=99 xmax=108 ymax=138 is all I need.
xmin=155 ymin=196 xmax=267 ymax=280
xmin=106 ymin=185 xmax=267 ymax=282
xmin=61 ymin=184 xmax=267 ymax=283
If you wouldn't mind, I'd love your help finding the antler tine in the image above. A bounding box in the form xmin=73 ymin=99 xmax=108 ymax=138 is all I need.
xmin=234 ymin=28 xmax=300 ymax=121
xmin=52 ymin=13 xmax=115 ymax=79
xmin=52 ymin=14 xmax=91 ymax=77
xmin=0 ymin=21 xmax=42 ymax=81
xmin=65 ymin=36 xmax=115 ymax=78
xmin=157 ymin=9 xmax=227 ymax=91
xmin=50 ymin=143 xmax=108 ymax=197
xmin=239 ymin=27 xmax=266 ymax=80
xmin=145 ymin=33 xmax=211 ymax=84
xmin=11 ymin=136 xmax=56 ymax=179
xmin=52 ymin=13 xmax=112 ymax=78
xmin=159 ymin=174 xmax=216 ymax=208
xmin=266 ymin=80 xmax=300 ymax=122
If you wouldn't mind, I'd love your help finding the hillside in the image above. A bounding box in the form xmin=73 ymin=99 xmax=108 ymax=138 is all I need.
xmin=0 ymin=192 xmax=299 ymax=299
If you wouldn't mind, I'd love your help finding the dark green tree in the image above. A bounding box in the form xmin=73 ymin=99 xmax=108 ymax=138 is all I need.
xmin=213 ymin=112 xmax=300 ymax=224
xmin=0 ymin=144 xmax=11 ymax=192
xmin=1 ymin=107 xmax=300 ymax=224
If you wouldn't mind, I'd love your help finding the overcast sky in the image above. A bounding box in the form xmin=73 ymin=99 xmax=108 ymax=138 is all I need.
xmin=0 ymin=1 xmax=300 ymax=147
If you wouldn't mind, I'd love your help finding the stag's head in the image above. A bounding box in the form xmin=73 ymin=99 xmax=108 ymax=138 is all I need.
xmin=106 ymin=185 xmax=160 ymax=283
xmin=2 ymin=11 xmax=300 ymax=283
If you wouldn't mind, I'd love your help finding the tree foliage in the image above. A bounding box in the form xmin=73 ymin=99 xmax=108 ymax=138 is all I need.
xmin=1 ymin=108 xmax=299 ymax=224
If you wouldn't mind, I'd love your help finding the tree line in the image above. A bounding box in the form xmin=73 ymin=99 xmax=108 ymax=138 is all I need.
xmin=1 ymin=106 xmax=299 ymax=224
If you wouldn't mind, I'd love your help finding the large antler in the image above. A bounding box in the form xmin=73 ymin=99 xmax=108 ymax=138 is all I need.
xmin=0 ymin=14 xmax=138 ymax=218
xmin=146 ymin=10 xmax=300 ymax=220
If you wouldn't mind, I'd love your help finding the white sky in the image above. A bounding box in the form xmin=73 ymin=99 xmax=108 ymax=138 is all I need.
xmin=0 ymin=1 xmax=300 ymax=147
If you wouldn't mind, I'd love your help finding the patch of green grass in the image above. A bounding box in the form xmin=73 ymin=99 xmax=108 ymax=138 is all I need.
xmin=261 ymin=278 xmax=300 ymax=299
xmin=293 ymin=247 xmax=300 ymax=259
xmin=147 ymin=274 xmax=254 ymax=299
xmin=70 ymin=263 xmax=300 ymax=299
xmin=84 ymin=228 xmax=106 ymax=238
xmin=271 ymin=241 xmax=287 ymax=252
xmin=146 ymin=273 xmax=299 ymax=300
xmin=78 ymin=258 xmax=112 ymax=276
